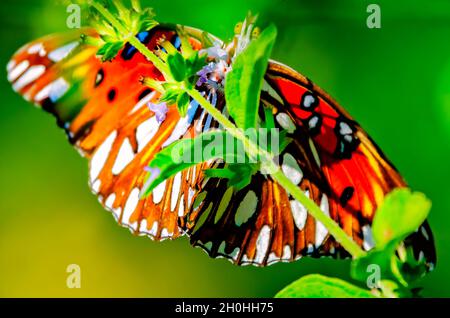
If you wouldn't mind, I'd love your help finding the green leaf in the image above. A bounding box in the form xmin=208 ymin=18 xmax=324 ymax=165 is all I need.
xmin=160 ymin=86 xmax=183 ymax=104
xmin=351 ymin=189 xmax=432 ymax=288
xmin=275 ymin=274 xmax=376 ymax=298
xmin=176 ymin=25 xmax=196 ymax=59
xmin=176 ymin=92 xmax=190 ymax=117
xmin=97 ymin=41 xmax=125 ymax=61
xmin=141 ymin=131 xmax=249 ymax=197
xmin=204 ymin=163 xmax=259 ymax=191
xmin=372 ymin=189 xmax=431 ymax=248
xmin=186 ymin=53 xmax=207 ymax=81
xmin=225 ymin=24 xmax=277 ymax=129
xmin=167 ymin=52 xmax=186 ymax=82
xmin=351 ymin=240 xmax=406 ymax=286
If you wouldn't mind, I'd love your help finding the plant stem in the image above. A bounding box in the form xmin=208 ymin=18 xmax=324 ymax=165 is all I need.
xmin=188 ymin=88 xmax=366 ymax=258
xmin=91 ymin=1 xmax=170 ymax=77
xmin=271 ymin=170 xmax=366 ymax=258
xmin=92 ymin=2 xmax=366 ymax=259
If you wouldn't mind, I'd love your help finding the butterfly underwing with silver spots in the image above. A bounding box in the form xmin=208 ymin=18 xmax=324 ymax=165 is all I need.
xmin=7 ymin=24 xmax=436 ymax=268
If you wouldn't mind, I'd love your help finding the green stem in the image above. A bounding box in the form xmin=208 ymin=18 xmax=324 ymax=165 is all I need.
xmin=91 ymin=1 xmax=170 ymax=77
xmin=271 ymin=170 xmax=366 ymax=258
xmin=92 ymin=2 xmax=366 ymax=259
xmin=188 ymin=89 xmax=366 ymax=258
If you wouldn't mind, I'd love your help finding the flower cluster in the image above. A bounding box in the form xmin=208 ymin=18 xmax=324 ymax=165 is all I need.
xmin=196 ymin=41 xmax=231 ymax=92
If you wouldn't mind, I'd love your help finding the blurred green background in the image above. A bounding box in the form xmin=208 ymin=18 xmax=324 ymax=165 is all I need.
xmin=1 ymin=0 xmax=450 ymax=297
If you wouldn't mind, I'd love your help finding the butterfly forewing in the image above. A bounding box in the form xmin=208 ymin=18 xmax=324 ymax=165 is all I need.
xmin=7 ymin=24 xmax=436 ymax=268
xmin=7 ymin=26 xmax=211 ymax=241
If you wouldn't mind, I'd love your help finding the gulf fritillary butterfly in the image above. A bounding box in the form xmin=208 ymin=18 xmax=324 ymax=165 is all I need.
xmin=6 ymin=24 xmax=436 ymax=268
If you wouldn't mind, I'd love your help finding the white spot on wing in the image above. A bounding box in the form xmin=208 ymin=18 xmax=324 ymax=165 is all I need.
xmin=136 ymin=116 xmax=160 ymax=152
xmin=92 ymin=180 xmax=101 ymax=193
xmin=241 ymin=254 xmax=251 ymax=264
xmin=105 ymin=194 xmax=116 ymax=209
xmin=7 ymin=60 xmax=16 ymax=72
xmin=161 ymin=228 xmax=171 ymax=238
xmin=362 ymin=225 xmax=375 ymax=251
xmin=235 ymin=191 xmax=258 ymax=226
xmin=90 ymin=131 xmax=117 ymax=183
xmin=255 ymin=225 xmax=271 ymax=264
xmin=139 ymin=219 xmax=149 ymax=234
xmin=267 ymin=252 xmax=279 ymax=264
xmin=162 ymin=117 xmax=190 ymax=148
xmin=187 ymin=188 xmax=195 ymax=206
xmin=48 ymin=42 xmax=79 ymax=62
xmin=421 ymin=226 xmax=430 ymax=241
xmin=112 ymin=138 xmax=134 ymax=175
xmin=8 ymin=60 xmax=29 ymax=82
xmin=290 ymin=200 xmax=307 ymax=230
xmin=171 ymin=172 xmax=182 ymax=211
xmin=35 ymin=77 xmax=70 ymax=103
xmin=282 ymin=153 xmax=303 ymax=185
xmin=48 ymin=77 xmax=69 ymax=102
xmin=315 ymin=194 xmax=330 ymax=247
xmin=152 ymin=180 xmax=166 ymax=204
xmin=34 ymin=83 xmax=52 ymax=102
xmin=27 ymin=43 xmax=44 ymax=54
xmin=122 ymin=188 xmax=140 ymax=229
xmin=178 ymin=197 xmax=185 ymax=217
xmin=13 ymin=65 xmax=46 ymax=91
xmin=276 ymin=113 xmax=296 ymax=133
xmin=149 ymin=221 xmax=158 ymax=236
xmin=282 ymin=245 xmax=292 ymax=261
xmin=339 ymin=122 xmax=352 ymax=135
xmin=230 ymin=247 xmax=240 ymax=261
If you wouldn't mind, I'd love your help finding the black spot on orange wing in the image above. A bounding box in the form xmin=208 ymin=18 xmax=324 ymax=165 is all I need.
xmin=107 ymin=88 xmax=117 ymax=102
xmin=340 ymin=186 xmax=354 ymax=207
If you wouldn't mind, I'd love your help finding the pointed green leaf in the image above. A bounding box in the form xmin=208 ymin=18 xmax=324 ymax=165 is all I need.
xmin=275 ymin=274 xmax=376 ymax=298
xmin=372 ymin=189 xmax=431 ymax=248
xmin=225 ymin=24 xmax=277 ymax=129
xmin=167 ymin=52 xmax=186 ymax=82
xmin=141 ymin=131 xmax=249 ymax=197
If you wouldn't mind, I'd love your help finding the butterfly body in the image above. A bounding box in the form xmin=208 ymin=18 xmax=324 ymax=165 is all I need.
xmin=7 ymin=24 xmax=436 ymax=268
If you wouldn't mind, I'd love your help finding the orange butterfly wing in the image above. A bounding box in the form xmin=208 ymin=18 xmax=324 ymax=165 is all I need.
xmin=7 ymin=26 xmax=210 ymax=241
xmin=184 ymin=61 xmax=436 ymax=267
xmin=8 ymin=25 xmax=436 ymax=268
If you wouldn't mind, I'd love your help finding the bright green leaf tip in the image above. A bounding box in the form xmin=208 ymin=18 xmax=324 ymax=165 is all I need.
xmin=225 ymin=24 xmax=278 ymax=130
xmin=350 ymin=188 xmax=432 ymax=290
xmin=372 ymin=188 xmax=431 ymax=248
xmin=275 ymin=274 xmax=376 ymax=298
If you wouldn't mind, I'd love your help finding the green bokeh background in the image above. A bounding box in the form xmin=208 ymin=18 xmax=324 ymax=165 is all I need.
xmin=1 ymin=0 xmax=450 ymax=297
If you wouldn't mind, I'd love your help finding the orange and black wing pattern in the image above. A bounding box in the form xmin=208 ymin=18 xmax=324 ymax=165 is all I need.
xmin=7 ymin=26 xmax=212 ymax=241
xmin=7 ymin=25 xmax=436 ymax=268
xmin=185 ymin=61 xmax=436 ymax=268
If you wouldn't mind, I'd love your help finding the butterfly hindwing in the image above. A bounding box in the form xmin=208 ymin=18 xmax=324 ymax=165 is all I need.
xmin=8 ymin=24 xmax=436 ymax=268
xmin=185 ymin=104 xmax=348 ymax=266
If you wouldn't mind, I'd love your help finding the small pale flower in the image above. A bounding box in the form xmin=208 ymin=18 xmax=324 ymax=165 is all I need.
xmin=200 ymin=40 xmax=228 ymax=61
xmin=196 ymin=62 xmax=216 ymax=87
xmin=148 ymin=102 xmax=168 ymax=123
xmin=196 ymin=60 xmax=230 ymax=88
